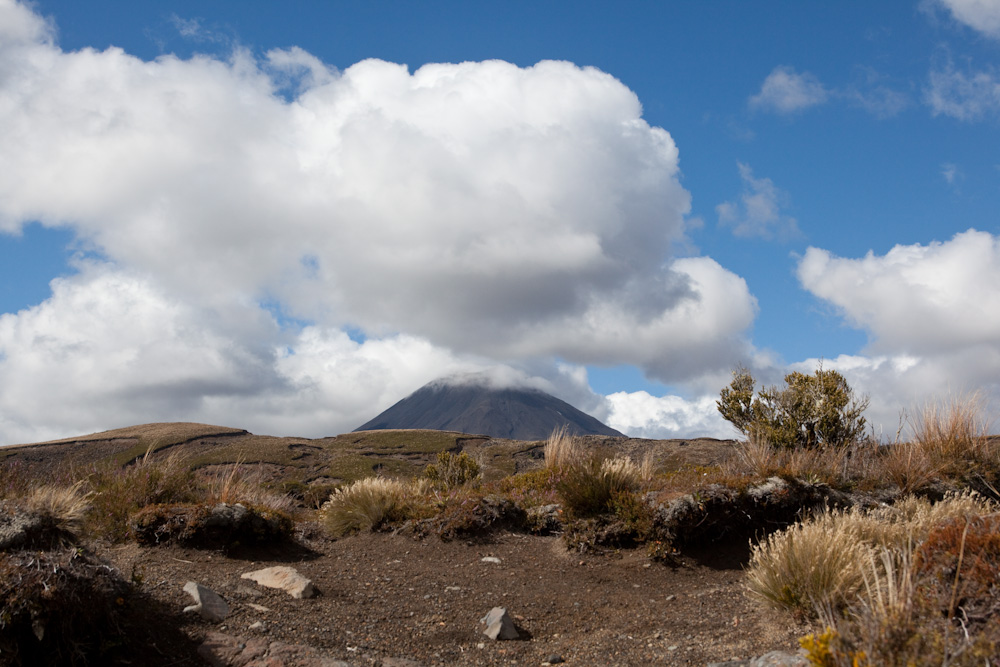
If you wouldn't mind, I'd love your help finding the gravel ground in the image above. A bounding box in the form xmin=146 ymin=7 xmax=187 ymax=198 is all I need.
xmin=105 ymin=529 xmax=811 ymax=666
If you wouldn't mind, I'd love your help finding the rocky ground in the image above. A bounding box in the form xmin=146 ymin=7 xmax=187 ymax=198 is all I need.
xmin=103 ymin=526 xmax=811 ymax=666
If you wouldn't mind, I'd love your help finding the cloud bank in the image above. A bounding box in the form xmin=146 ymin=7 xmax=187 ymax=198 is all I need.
xmin=0 ymin=0 xmax=759 ymax=443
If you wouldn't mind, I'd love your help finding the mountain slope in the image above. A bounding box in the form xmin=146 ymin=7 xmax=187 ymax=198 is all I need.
xmin=355 ymin=380 xmax=624 ymax=440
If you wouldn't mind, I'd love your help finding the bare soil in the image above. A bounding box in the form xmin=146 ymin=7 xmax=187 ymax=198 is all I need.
xmin=104 ymin=527 xmax=809 ymax=666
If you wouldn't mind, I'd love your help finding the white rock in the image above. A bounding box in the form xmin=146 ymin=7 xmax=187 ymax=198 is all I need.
xmin=182 ymin=581 xmax=230 ymax=622
xmin=241 ymin=566 xmax=315 ymax=599
xmin=480 ymin=606 xmax=519 ymax=640
xmin=480 ymin=556 xmax=501 ymax=564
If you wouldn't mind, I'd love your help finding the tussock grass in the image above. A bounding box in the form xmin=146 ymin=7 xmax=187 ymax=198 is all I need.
xmin=25 ymin=481 xmax=91 ymax=545
xmin=544 ymin=426 xmax=583 ymax=470
xmin=203 ymin=461 xmax=297 ymax=514
xmin=86 ymin=450 xmax=196 ymax=542
xmin=556 ymin=454 xmax=644 ymax=518
xmin=911 ymin=393 xmax=994 ymax=465
xmin=747 ymin=492 xmax=996 ymax=617
xmin=878 ymin=441 xmax=942 ymax=494
xmin=726 ymin=435 xmax=869 ymax=487
xmin=320 ymin=477 xmax=429 ymax=536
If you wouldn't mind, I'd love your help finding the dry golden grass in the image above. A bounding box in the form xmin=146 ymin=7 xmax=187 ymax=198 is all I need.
xmin=544 ymin=426 xmax=584 ymax=470
xmin=910 ymin=393 xmax=994 ymax=463
xmin=204 ymin=461 xmax=297 ymax=513
xmin=878 ymin=442 xmax=942 ymax=494
xmin=746 ymin=493 xmax=996 ymax=618
xmin=320 ymin=477 xmax=429 ymax=536
xmin=725 ymin=435 xmax=867 ymax=487
xmin=26 ymin=481 xmax=91 ymax=544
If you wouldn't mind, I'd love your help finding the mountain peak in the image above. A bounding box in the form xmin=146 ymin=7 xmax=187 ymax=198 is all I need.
xmin=355 ymin=375 xmax=623 ymax=440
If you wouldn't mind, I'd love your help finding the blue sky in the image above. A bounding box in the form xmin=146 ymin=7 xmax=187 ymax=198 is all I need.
xmin=0 ymin=0 xmax=998 ymax=444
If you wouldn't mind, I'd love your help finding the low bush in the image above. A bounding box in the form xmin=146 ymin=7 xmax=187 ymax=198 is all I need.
xmin=130 ymin=502 xmax=294 ymax=548
xmin=426 ymin=491 xmax=527 ymax=541
xmin=423 ymin=451 xmax=481 ymax=491
xmin=718 ymin=366 xmax=869 ymax=449
xmin=86 ymin=452 xmax=197 ymax=542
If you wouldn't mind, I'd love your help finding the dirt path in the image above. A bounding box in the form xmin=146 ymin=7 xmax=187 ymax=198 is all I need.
xmin=106 ymin=530 xmax=810 ymax=666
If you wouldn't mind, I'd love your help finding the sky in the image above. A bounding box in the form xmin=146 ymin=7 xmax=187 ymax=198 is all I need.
xmin=1 ymin=0 xmax=999 ymax=445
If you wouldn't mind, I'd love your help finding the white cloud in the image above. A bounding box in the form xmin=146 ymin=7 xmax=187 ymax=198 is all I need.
xmin=795 ymin=231 xmax=1000 ymax=437
xmin=797 ymin=229 xmax=1000 ymax=355
xmin=0 ymin=0 xmax=760 ymax=442
xmin=926 ymin=62 xmax=1000 ymax=120
xmin=717 ymin=163 xmax=800 ymax=240
xmin=749 ymin=66 xmax=828 ymax=114
xmin=605 ymin=391 xmax=735 ymax=439
xmin=0 ymin=262 xmax=489 ymax=445
xmin=926 ymin=0 xmax=1000 ymax=38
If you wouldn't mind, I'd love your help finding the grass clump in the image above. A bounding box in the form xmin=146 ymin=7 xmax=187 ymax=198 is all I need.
xmin=746 ymin=492 xmax=995 ymax=617
xmin=85 ymin=451 xmax=197 ymax=542
xmin=320 ymin=477 xmax=428 ymax=537
xmin=423 ymin=451 xmax=481 ymax=491
xmin=556 ymin=454 xmax=643 ymax=519
xmin=748 ymin=493 xmax=1000 ymax=665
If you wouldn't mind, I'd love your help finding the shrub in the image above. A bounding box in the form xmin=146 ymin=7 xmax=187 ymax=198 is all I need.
xmin=718 ymin=366 xmax=869 ymax=449
xmin=423 ymin=451 xmax=481 ymax=491
xmin=428 ymin=492 xmax=527 ymax=540
xmin=496 ymin=467 xmax=559 ymax=509
xmin=320 ymin=477 xmax=425 ymax=537
xmin=130 ymin=502 xmax=294 ymax=548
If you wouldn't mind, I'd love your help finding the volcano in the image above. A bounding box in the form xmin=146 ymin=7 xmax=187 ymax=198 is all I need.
xmin=355 ymin=376 xmax=624 ymax=440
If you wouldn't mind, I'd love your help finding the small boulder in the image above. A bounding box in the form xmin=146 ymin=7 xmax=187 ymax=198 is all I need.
xmin=183 ymin=581 xmax=230 ymax=622
xmin=241 ymin=566 xmax=315 ymax=599
xmin=480 ymin=606 xmax=519 ymax=640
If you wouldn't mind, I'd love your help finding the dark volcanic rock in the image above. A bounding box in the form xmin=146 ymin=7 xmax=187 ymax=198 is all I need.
xmin=355 ymin=377 xmax=623 ymax=440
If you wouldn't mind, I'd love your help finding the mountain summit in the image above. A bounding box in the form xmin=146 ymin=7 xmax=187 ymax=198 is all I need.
xmin=355 ymin=375 xmax=624 ymax=440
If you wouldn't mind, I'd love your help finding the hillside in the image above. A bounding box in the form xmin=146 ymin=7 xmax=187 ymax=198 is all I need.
xmin=1 ymin=421 xmax=734 ymax=490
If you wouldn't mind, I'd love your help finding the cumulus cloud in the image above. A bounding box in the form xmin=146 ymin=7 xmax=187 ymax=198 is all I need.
xmin=925 ymin=0 xmax=1000 ymax=38
xmin=716 ymin=163 xmax=800 ymax=240
xmin=0 ymin=0 xmax=759 ymax=443
xmin=796 ymin=230 xmax=1000 ymax=436
xmin=749 ymin=66 xmax=829 ymax=114
xmin=925 ymin=61 xmax=1000 ymax=120
xmin=797 ymin=229 xmax=1000 ymax=355
xmin=0 ymin=261 xmax=489 ymax=444
xmin=605 ymin=391 xmax=735 ymax=439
